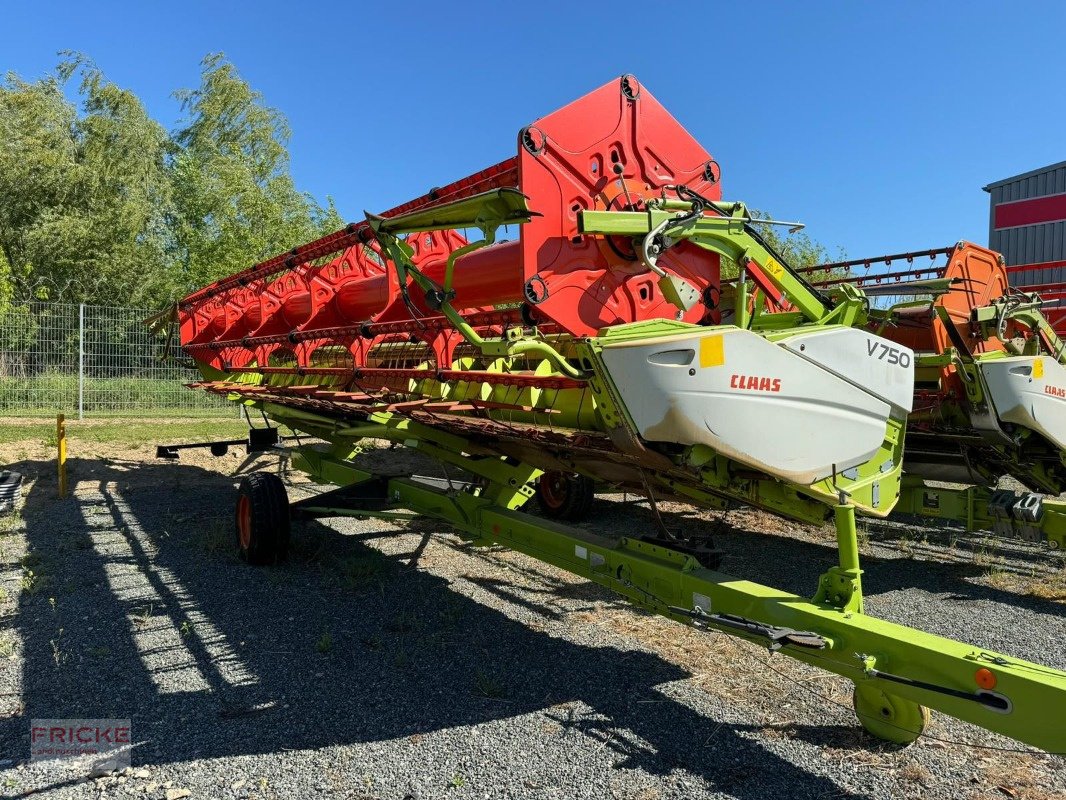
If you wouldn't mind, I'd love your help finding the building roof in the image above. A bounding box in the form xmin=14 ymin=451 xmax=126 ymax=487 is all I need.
xmin=984 ymin=160 xmax=1066 ymax=192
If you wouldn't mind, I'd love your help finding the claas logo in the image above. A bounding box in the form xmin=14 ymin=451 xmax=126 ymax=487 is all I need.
xmin=729 ymin=374 xmax=782 ymax=393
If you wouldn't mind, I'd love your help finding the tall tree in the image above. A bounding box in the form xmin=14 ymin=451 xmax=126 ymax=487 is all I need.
xmin=169 ymin=53 xmax=342 ymax=292
xmin=0 ymin=53 xmax=342 ymax=307
xmin=0 ymin=55 xmax=173 ymax=304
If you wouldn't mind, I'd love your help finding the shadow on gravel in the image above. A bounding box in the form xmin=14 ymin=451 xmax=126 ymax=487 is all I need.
xmin=7 ymin=453 xmax=1060 ymax=797
xmin=590 ymin=496 xmax=1066 ymax=623
xmin=864 ymin=513 xmax=1066 ymax=571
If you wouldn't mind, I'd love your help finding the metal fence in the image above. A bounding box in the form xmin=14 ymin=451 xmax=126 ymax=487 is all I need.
xmin=0 ymin=302 xmax=230 ymax=417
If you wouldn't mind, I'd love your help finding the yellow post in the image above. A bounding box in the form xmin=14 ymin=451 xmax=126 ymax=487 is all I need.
xmin=57 ymin=413 xmax=67 ymax=498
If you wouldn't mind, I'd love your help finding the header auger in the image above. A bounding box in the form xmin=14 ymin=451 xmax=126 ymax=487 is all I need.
xmin=177 ymin=76 xmax=1066 ymax=754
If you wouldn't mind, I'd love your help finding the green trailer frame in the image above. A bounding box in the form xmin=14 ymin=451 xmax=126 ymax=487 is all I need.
xmin=222 ymin=399 xmax=1066 ymax=753
xmin=201 ymin=194 xmax=1066 ymax=754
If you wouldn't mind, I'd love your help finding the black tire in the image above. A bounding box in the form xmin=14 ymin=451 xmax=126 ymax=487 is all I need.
xmin=536 ymin=471 xmax=595 ymax=521
xmin=235 ymin=472 xmax=290 ymax=565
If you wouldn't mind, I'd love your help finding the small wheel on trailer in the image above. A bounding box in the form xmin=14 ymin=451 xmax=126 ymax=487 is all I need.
xmin=852 ymin=682 xmax=930 ymax=745
xmin=235 ymin=472 xmax=291 ymax=565
xmin=536 ymin=471 xmax=595 ymax=521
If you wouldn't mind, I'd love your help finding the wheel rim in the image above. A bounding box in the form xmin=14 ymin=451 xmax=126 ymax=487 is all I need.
xmin=237 ymin=494 xmax=252 ymax=550
xmin=853 ymin=682 xmax=930 ymax=745
xmin=539 ymin=472 xmax=569 ymax=510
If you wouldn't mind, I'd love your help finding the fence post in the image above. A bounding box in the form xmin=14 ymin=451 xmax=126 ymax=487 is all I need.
xmin=78 ymin=303 xmax=85 ymax=420
xmin=57 ymin=414 xmax=67 ymax=497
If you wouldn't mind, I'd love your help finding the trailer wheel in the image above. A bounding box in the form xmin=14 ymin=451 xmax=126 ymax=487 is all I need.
xmin=235 ymin=472 xmax=290 ymax=565
xmin=536 ymin=471 xmax=595 ymax=521
xmin=852 ymin=682 xmax=930 ymax=745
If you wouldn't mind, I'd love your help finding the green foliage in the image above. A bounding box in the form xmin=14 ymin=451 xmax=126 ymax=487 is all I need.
xmin=0 ymin=303 xmax=36 ymax=366
xmin=0 ymin=52 xmax=342 ymax=307
xmin=169 ymin=54 xmax=341 ymax=292
xmin=0 ymin=54 xmax=172 ymax=305
xmin=0 ymin=373 xmax=228 ymax=413
xmin=0 ymin=248 xmax=14 ymax=313
xmin=721 ymin=209 xmax=845 ymax=281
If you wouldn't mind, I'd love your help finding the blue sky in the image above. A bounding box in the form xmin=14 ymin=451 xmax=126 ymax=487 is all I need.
xmin=5 ymin=1 xmax=1065 ymax=260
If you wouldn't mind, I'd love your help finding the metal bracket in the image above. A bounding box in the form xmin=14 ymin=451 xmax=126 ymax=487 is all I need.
xmin=156 ymin=427 xmax=282 ymax=460
xmin=668 ymin=607 xmax=827 ymax=651
xmin=988 ymin=489 xmax=1045 ymax=543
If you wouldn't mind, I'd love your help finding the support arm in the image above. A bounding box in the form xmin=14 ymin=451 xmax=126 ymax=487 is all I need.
xmin=579 ymin=203 xmax=862 ymax=326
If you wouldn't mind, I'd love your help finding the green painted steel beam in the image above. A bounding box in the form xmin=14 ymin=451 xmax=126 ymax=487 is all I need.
xmin=897 ymin=478 xmax=1066 ymax=551
xmin=368 ymin=204 xmax=586 ymax=381
xmin=367 ymin=188 xmax=537 ymax=234
xmin=578 ymin=206 xmax=850 ymax=325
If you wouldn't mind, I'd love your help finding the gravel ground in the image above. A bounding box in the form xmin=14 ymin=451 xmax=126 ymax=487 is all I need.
xmin=0 ymin=430 xmax=1064 ymax=799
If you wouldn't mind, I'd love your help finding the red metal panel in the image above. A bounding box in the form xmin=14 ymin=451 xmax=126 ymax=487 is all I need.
xmin=518 ymin=76 xmax=721 ymax=336
xmin=994 ymin=193 xmax=1066 ymax=229
xmin=180 ymin=158 xmax=519 ymax=307
xmin=1005 ymin=261 xmax=1066 ymax=336
xmin=179 ymin=76 xmax=729 ymax=377
xmin=1005 ymin=259 xmax=1066 ymax=275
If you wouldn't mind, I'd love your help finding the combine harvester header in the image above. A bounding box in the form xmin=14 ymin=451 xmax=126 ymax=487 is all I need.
xmin=795 ymin=244 xmax=1066 ymax=541
xmin=177 ymin=76 xmax=1066 ymax=754
xmin=181 ymin=77 xmax=721 ymax=347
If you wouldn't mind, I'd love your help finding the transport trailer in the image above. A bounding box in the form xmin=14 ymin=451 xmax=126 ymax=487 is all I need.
xmin=174 ymin=76 xmax=1066 ymax=753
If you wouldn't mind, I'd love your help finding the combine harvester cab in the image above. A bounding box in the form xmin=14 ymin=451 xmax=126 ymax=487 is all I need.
xmin=176 ymin=76 xmax=1066 ymax=754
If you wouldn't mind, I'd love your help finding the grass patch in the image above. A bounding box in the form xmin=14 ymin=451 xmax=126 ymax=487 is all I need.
xmin=336 ymin=551 xmax=390 ymax=590
xmin=855 ymin=519 xmax=870 ymax=551
xmin=972 ymin=541 xmax=1002 ymax=567
xmin=50 ymin=628 xmax=67 ymax=667
xmin=0 ymin=374 xmax=231 ymax=415
xmin=198 ymin=516 xmax=236 ymax=558
xmin=985 ymin=563 xmax=1012 ymax=589
xmin=315 ymin=631 xmax=334 ymax=654
xmin=0 ymin=512 xmax=22 ymax=534
xmin=0 ymin=418 xmax=247 ymax=447
xmin=899 ymin=762 xmax=930 ymax=785
xmin=20 ymin=552 xmax=50 ymax=595
xmin=385 ymin=610 xmax=420 ymax=634
xmin=473 ymin=669 xmax=508 ymax=699
xmin=1024 ymin=565 xmax=1066 ymax=601
xmin=438 ymin=598 xmax=464 ymax=629
xmin=133 ymin=603 xmax=155 ymax=628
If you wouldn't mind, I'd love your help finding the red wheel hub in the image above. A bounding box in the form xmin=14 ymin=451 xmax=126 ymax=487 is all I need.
xmin=539 ymin=472 xmax=569 ymax=510
xmin=237 ymin=494 xmax=252 ymax=549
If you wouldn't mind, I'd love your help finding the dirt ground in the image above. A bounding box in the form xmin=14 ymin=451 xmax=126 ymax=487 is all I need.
xmin=0 ymin=420 xmax=1064 ymax=799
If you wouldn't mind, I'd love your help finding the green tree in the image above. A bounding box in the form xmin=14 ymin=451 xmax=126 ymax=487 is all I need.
xmin=169 ymin=53 xmax=342 ymax=293
xmin=0 ymin=53 xmax=343 ymax=308
xmin=721 ymin=208 xmax=845 ymax=281
xmin=0 ymin=55 xmax=173 ymax=304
